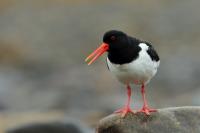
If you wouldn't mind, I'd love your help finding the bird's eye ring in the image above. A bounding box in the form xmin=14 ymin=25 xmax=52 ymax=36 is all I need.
xmin=111 ymin=36 xmax=116 ymax=41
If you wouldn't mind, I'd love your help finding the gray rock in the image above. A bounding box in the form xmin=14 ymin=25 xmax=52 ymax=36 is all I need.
xmin=6 ymin=121 xmax=91 ymax=133
xmin=96 ymin=106 xmax=200 ymax=133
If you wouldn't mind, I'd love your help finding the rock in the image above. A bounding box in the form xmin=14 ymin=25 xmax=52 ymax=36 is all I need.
xmin=96 ymin=106 xmax=200 ymax=133
xmin=6 ymin=121 xmax=91 ymax=133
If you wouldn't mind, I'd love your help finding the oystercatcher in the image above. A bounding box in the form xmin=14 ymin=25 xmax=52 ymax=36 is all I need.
xmin=85 ymin=30 xmax=160 ymax=116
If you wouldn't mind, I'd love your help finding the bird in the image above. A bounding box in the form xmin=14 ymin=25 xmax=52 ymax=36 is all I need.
xmin=85 ymin=30 xmax=160 ymax=117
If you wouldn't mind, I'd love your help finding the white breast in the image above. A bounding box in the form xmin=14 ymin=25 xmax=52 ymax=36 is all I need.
xmin=107 ymin=43 xmax=160 ymax=85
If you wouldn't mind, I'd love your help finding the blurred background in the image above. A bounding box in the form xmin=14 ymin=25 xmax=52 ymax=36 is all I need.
xmin=0 ymin=0 xmax=200 ymax=132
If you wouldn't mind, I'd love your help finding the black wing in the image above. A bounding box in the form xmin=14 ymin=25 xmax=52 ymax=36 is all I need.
xmin=144 ymin=41 xmax=160 ymax=62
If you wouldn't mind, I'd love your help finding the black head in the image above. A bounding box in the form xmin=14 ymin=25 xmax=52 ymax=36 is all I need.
xmin=103 ymin=30 xmax=129 ymax=52
xmin=85 ymin=30 xmax=140 ymax=65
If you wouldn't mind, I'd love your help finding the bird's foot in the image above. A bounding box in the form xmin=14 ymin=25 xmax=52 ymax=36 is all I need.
xmin=137 ymin=106 xmax=157 ymax=115
xmin=114 ymin=107 xmax=135 ymax=117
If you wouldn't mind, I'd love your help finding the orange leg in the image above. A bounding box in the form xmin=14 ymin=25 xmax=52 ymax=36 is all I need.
xmin=114 ymin=84 xmax=134 ymax=117
xmin=137 ymin=84 xmax=157 ymax=115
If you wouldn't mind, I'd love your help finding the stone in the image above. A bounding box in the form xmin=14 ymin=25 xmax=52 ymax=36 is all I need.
xmin=6 ymin=121 xmax=91 ymax=133
xmin=96 ymin=106 xmax=200 ymax=133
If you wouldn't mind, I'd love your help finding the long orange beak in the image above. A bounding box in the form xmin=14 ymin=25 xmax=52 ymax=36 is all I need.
xmin=85 ymin=43 xmax=109 ymax=65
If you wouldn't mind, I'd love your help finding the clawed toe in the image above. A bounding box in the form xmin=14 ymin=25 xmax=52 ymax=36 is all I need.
xmin=137 ymin=106 xmax=157 ymax=115
xmin=114 ymin=107 xmax=135 ymax=117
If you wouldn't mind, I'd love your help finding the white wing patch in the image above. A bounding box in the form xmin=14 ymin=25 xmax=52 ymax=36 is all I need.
xmin=139 ymin=43 xmax=149 ymax=50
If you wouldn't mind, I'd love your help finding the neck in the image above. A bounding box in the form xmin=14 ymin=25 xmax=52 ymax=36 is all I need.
xmin=108 ymin=44 xmax=141 ymax=64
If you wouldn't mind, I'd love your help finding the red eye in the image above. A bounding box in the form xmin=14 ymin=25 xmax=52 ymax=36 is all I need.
xmin=111 ymin=36 xmax=116 ymax=41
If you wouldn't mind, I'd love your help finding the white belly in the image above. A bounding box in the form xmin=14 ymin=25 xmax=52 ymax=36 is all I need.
xmin=106 ymin=47 xmax=160 ymax=85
